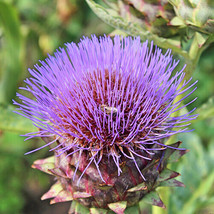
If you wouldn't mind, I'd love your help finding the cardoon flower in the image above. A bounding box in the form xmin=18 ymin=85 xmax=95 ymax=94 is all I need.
xmin=14 ymin=35 xmax=197 ymax=213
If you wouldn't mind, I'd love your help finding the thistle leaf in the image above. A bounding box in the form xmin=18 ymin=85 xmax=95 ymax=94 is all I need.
xmin=75 ymin=201 xmax=90 ymax=214
xmin=141 ymin=191 xmax=165 ymax=208
xmin=73 ymin=192 xmax=92 ymax=199
xmin=41 ymin=181 xmax=63 ymax=200
xmin=50 ymin=190 xmax=73 ymax=204
xmin=48 ymin=168 xmax=69 ymax=178
xmin=168 ymin=149 xmax=188 ymax=163
xmin=157 ymin=169 xmax=180 ymax=182
xmin=162 ymin=141 xmax=184 ymax=161
xmin=127 ymin=182 xmax=147 ymax=192
xmin=108 ymin=201 xmax=127 ymax=214
xmin=31 ymin=156 xmax=55 ymax=175
xmin=159 ymin=179 xmax=185 ymax=187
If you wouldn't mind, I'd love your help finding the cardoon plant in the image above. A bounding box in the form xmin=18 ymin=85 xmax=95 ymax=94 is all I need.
xmin=14 ymin=35 xmax=197 ymax=213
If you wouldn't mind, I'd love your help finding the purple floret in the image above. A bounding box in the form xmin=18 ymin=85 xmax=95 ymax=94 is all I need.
xmin=14 ymin=35 xmax=197 ymax=180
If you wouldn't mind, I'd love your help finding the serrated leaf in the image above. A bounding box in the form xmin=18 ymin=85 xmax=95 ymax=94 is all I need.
xmin=50 ymin=190 xmax=73 ymax=204
xmin=0 ymin=104 xmax=36 ymax=133
xmin=127 ymin=182 xmax=147 ymax=192
xmin=48 ymin=168 xmax=68 ymax=178
xmin=108 ymin=201 xmax=127 ymax=214
xmin=157 ymin=169 xmax=180 ymax=182
xmin=162 ymin=141 xmax=184 ymax=161
xmin=159 ymin=178 xmax=185 ymax=187
xmin=168 ymin=149 xmax=188 ymax=163
xmin=41 ymin=181 xmax=63 ymax=200
xmin=85 ymin=0 xmax=188 ymax=55
xmin=31 ymin=156 xmax=55 ymax=174
xmin=73 ymin=192 xmax=92 ymax=199
xmin=142 ymin=191 xmax=165 ymax=208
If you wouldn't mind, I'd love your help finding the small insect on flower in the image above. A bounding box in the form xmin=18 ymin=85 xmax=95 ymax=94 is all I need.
xmin=100 ymin=104 xmax=118 ymax=115
xmin=14 ymin=35 xmax=197 ymax=212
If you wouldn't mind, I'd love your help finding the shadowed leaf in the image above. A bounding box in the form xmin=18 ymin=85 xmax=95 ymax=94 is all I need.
xmin=127 ymin=182 xmax=147 ymax=192
xmin=168 ymin=149 xmax=188 ymax=163
xmin=142 ymin=191 xmax=165 ymax=208
xmin=75 ymin=201 xmax=90 ymax=214
xmin=157 ymin=169 xmax=180 ymax=182
xmin=159 ymin=179 xmax=185 ymax=187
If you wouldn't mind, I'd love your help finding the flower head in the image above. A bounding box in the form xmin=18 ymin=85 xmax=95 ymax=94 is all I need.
xmin=14 ymin=35 xmax=197 ymax=181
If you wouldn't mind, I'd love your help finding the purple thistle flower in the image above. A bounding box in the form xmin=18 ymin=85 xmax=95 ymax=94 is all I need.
xmin=14 ymin=35 xmax=197 ymax=182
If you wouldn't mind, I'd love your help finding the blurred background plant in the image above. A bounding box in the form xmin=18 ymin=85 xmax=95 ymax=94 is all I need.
xmin=0 ymin=0 xmax=213 ymax=213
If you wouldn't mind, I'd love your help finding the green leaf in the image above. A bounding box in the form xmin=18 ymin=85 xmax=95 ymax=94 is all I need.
xmin=124 ymin=204 xmax=140 ymax=214
xmin=108 ymin=201 xmax=127 ymax=214
xmin=159 ymin=179 xmax=185 ymax=187
xmin=0 ymin=104 xmax=36 ymax=133
xmin=90 ymin=207 xmax=108 ymax=214
xmin=141 ymin=191 xmax=165 ymax=208
xmin=127 ymin=182 xmax=147 ymax=192
xmin=193 ymin=96 xmax=214 ymax=122
xmin=170 ymin=16 xmax=185 ymax=26
xmin=74 ymin=201 xmax=90 ymax=214
xmin=85 ymin=0 xmax=189 ymax=57
xmin=0 ymin=1 xmax=23 ymax=103
xmin=167 ymin=149 xmax=188 ymax=163
xmin=157 ymin=169 xmax=180 ymax=182
xmin=108 ymin=29 xmax=128 ymax=37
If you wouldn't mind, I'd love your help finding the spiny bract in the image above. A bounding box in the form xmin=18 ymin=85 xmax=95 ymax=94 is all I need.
xmin=14 ymin=36 xmax=197 ymax=213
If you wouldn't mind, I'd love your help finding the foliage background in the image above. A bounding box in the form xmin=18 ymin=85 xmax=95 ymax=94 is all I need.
xmin=0 ymin=0 xmax=213 ymax=213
